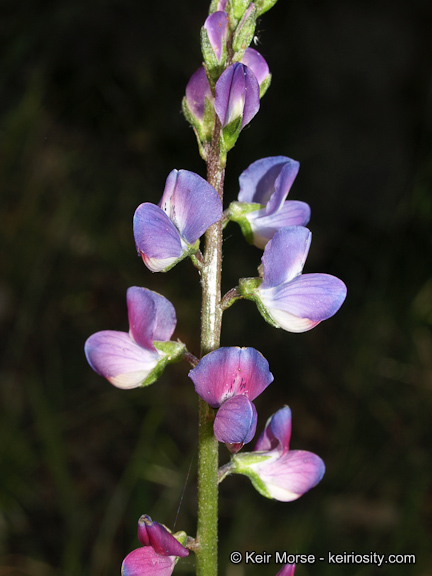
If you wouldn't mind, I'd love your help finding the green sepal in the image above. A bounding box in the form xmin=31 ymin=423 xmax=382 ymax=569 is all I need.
xmin=200 ymin=26 xmax=227 ymax=83
xmin=227 ymin=201 xmax=263 ymax=244
xmin=238 ymin=276 xmax=281 ymax=329
xmin=259 ymin=73 xmax=272 ymax=98
xmin=172 ymin=530 xmax=188 ymax=548
xmin=231 ymin=451 xmax=273 ymax=499
xmin=231 ymin=0 xmax=251 ymax=20
xmin=255 ymin=0 xmax=279 ymax=17
xmin=221 ymin=116 xmax=242 ymax=152
xmin=209 ymin=0 xmax=228 ymax=14
xmin=182 ymin=96 xmax=215 ymax=145
xmin=232 ymin=3 xmax=257 ymax=59
xmin=139 ymin=341 xmax=186 ymax=388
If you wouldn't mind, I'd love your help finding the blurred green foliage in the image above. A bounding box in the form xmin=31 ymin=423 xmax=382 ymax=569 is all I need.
xmin=0 ymin=0 xmax=431 ymax=575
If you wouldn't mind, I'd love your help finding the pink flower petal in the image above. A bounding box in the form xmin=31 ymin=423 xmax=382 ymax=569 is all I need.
xmin=121 ymin=547 xmax=176 ymax=576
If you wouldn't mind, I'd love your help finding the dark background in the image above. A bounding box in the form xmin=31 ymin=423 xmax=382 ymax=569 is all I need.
xmin=1 ymin=0 xmax=431 ymax=575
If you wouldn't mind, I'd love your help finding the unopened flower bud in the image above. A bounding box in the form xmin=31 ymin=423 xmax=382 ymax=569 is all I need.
xmin=240 ymin=47 xmax=271 ymax=97
xmin=214 ymin=62 xmax=260 ymax=151
xmin=201 ymin=11 xmax=229 ymax=80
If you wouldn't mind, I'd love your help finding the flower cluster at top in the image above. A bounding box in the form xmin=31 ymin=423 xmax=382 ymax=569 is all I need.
xmin=84 ymin=0 xmax=347 ymax=574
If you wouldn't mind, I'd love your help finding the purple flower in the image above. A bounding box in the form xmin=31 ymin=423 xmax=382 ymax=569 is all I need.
xmin=214 ymin=62 xmax=260 ymax=150
xmin=85 ymin=287 xmax=185 ymax=389
xmin=189 ymin=347 xmax=273 ymax=449
xmin=133 ymin=169 xmax=222 ymax=272
xmin=229 ymin=156 xmax=310 ymax=249
xmin=231 ymin=406 xmax=325 ymax=501
xmin=122 ymin=515 xmax=188 ymax=576
xmin=240 ymin=226 xmax=347 ymax=332
xmin=240 ymin=48 xmax=271 ymax=96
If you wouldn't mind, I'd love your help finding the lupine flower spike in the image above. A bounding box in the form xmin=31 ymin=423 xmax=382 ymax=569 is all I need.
xmin=85 ymin=287 xmax=185 ymax=389
xmin=189 ymin=347 xmax=273 ymax=451
xmin=240 ymin=226 xmax=347 ymax=332
xmin=229 ymin=156 xmax=311 ymax=248
xmin=133 ymin=169 xmax=222 ymax=272
xmin=226 ymin=406 xmax=325 ymax=501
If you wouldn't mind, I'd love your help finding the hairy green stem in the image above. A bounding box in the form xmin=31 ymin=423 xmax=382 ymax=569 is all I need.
xmin=196 ymin=118 xmax=224 ymax=576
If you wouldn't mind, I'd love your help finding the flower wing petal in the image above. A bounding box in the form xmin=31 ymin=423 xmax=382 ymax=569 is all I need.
xmin=256 ymin=449 xmax=325 ymax=502
xmin=261 ymin=227 xmax=312 ymax=288
xmin=214 ymin=395 xmax=257 ymax=445
xmin=160 ymin=170 xmax=222 ymax=245
xmin=84 ymin=331 xmax=160 ymax=389
xmin=260 ymin=273 xmax=347 ymax=332
xmin=133 ymin=203 xmax=185 ymax=272
xmin=238 ymin=156 xmax=290 ymax=204
xmin=127 ymin=287 xmax=157 ymax=349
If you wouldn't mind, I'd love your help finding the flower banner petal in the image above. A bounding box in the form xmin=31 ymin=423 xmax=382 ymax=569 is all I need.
xmin=189 ymin=347 xmax=273 ymax=407
xmin=238 ymin=156 xmax=292 ymax=205
xmin=261 ymin=227 xmax=312 ymax=288
xmin=158 ymin=170 xmax=222 ymax=245
xmin=133 ymin=203 xmax=185 ymax=272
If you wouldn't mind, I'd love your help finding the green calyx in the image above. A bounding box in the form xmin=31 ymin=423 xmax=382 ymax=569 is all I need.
xmin=221 ymin=116 xmax=242 ymax=152
xmin=259 ymin=73 xmax=272 ymax=98
xmin=182 ymin=96 xmax=215 ymax=158
xmin=201 ymin=26 xmax=227 ymax=83
xmin=159 ymin=239 xmax=201 ymax=273
xmin=255 ymin=0 xmax=279 ymax=17
xmin=238 ymin=277 xmax=280 ymax=329
xmin=227 ymin=201 xmax=262 ymax=244
xmin=231 ymin=0 xmax=252 ymax=21
xmin=231 ymin=451 xmax=273 ymax=499
xmin=139 ymin=340 xmax=186 ymax=388
xmin=232 ymin=3 xmax=257 ymax=59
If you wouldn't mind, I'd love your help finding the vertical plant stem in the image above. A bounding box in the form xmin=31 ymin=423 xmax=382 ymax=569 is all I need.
xmin=196 ymin=120 xmax=225 ymax=576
